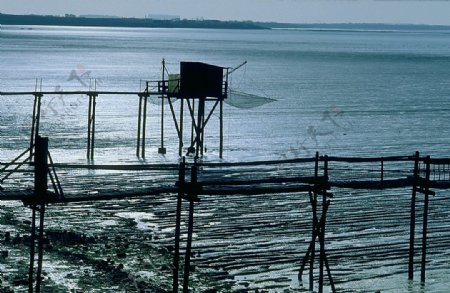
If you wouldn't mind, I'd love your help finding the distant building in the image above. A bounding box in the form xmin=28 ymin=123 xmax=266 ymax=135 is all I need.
xmin=79 ymin=15 xmax=120 ymax=19
xmin=146 ymin=14 xmax=180 ymax=21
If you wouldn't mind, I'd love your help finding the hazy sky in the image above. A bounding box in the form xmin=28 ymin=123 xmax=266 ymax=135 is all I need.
xmin=1 ymin=0 xmax=450 ymax=25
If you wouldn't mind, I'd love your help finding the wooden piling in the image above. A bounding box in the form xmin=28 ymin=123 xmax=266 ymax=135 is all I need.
xmin=30 ymin=94 xmax=42 ymax=159
xmin=183 ymin=161 xmax=198 ymax=292
xmin=219 ymin=99 xmax=223 ymax=159
xmin=196 ymin=99 xmax=205 ymax=158
xmin=408 ymin=151 xmax=419 ymax=280
xmin=28 ymin=136 xmax=49 ymax=293
xmin=87 ymin=94 xmax=97 ymax=160
xmin=159 ymin=60 xmax=167 ymax=155
xmin=136 ymin=94 xmax=149 ymax=158
xmin=136 ymin=95 xmax=143 ymax=157
xmin=91 ymin=95 xmax=96 ymax=160
xmin=28 ymin=206 xmax=36 ymax=293
xmin=318 ymin=156 xmax=329 ymax=293
xmin=142 ymin=95 xmax=148 ymax=158
xmin=35 ymin=136 xmax=49 ymax=194
xmin=190 ymin=99 xmax=195 ymax=153
xmin=309 ymin=190 xmax=317 ymax=291
xmin=173 ymin=158 xmax=185 ymax=292
xmin=310 ymin=152 xmax=320 ymax=291
xmin=35 ymin=204 xmax=45 ymax=293
xmin=421 ymin=156 xmax=431 ymax=283
xmin=87 ymin=95 xmax=92 ymax=159
xmin=179 ymin=99 xmax=184 ymax=157
xmin=159 ymin=95 xmax=166 ymax=154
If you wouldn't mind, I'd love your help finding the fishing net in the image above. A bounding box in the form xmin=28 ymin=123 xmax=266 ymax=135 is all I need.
xmin=225 ymin=89 xmax=276 ymax=109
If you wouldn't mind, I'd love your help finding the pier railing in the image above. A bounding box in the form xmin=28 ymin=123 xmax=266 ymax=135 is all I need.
xmin=3 ymin=151 xmax=450 ymax=202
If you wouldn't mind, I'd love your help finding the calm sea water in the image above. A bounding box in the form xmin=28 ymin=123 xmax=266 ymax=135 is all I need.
xmin=2 ymin=25 xmax=450 ymax=292
xmin=2 ymin=25 xmax=450 ymax=163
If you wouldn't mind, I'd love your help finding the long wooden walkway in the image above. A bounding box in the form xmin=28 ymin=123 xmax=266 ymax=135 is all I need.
xmin=3 ymin=153 xmax=450 ymax=202
xmin=2 ymin=144 xmax=450 ymax=292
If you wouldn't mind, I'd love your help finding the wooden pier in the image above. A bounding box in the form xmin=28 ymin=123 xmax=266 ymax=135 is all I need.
xmin=2 ymin=134 xmax=450 ymax=291
xmin=1 ymin=60 xmax=229 ymax=161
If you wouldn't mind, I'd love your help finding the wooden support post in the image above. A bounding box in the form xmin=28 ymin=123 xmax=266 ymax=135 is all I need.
xmin=183 ymin=161 xmax=198 ymax=292
xmin=309 ymin=189 xmax=317 ymax=292
xmin=183 ymin=197 xmax=195 ymax=293
xmin=310 ymin=152 xmax=319 ymax=291
xmin=219 ymin=99 xmax=223 ymax=159
xmin=173 ymin=158 xmax=185 ymax=292
xmin=421 ymin=156 xmax=431 ymax=283
xmin=136 ymin=94 xmax=149 ymax=158
xmin=35 ymin=136 xmax=49 ymax=195
xmin=91 ymin=95 xmax=96 ymax=160
xmin=319 ymin=156 xmax=329 ymax=293
xmin=322 ymin=156 xmax=335 ymax=293
xmin=87 ymin=95 xmax=92 ymax=159
xmin=30 ymin=94 xmax=42 ymax=159
xmin=184 ymin=99 xmax=197 ymax=155
xmin=190 ymin=99 xmax=195 ymax=153
xmin=35 ymin=204 xmax=45 ymax=293
xmin=142 ymin=95 xmax=148 ymax=158
xmin=409 ymin=151 xmax=420 ymax=280
xmin=28 ymin=206 xmax=36 ymax=293
xmin=195 ymin=99 xmax=205 ymax=158
xmin=136 ymin=95 xmax=143 ymax=157
xmin=159 ymin=59 xmax=167 ymax=154
xmin=179 ymin=99 xmax=184 ymax=157
xmin=27 ymin=136 xmax=49 ymax=293
xmin=159 ymin=95 xmax=166 ymax=154
xmin=87 ymin=94 xmax=97 ymax=160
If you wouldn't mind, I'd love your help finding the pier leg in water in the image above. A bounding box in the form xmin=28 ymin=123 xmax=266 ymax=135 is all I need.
xmin=173 ymin=158 xmax=186 ymax=292
xmin=182 ymin=161 xmax=199 ymax=292
xmin=136 ymin=94 xmax=149 ymax=158
xmin=408 ymin=151 xmax=420 ymax=280
xmin=26 ymin=136 xmax=49 ymax=292
xmin=27 ymin=204 xmax=47 ymax=293
xmin=35 ymin=204 xmax=46 ymax=293
xmin=142 ymin=95 xmax=148 ymax=158
xmin=421 ymin=156 xmax=431 ymax=284
xmin=179 ymin=99 xmax=184 ymax=157
xmin=136 ymin=94 xmax=143 ymax=157
xmin=219 ymin=99 xmax=223 ymax=159
xmin=408 ymin=153 xmax=434 ymax=284
xmin=87 ymin=94 xmax=97 ymax=160
xmin=159 ymin=59 xmax=167 ymax=154
xmin=183 ymin=196 xmax=195 ymax=292
xmin=28 ymin=206 xmax=36 ymax=292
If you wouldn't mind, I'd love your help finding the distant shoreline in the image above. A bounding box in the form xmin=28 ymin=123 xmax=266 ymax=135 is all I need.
xmin=0 ymin=13 xmax=268 ymax=30
xmin=2 ymin=13 xmax=450 ymax=32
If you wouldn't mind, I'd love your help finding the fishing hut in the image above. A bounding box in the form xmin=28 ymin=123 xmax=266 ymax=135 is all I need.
xmin=153 ymin=60 xmax=228 ymax=158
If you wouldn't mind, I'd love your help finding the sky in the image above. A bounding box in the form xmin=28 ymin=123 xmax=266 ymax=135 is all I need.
xmin=1 ymin=0 xmax=450 ymax=25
